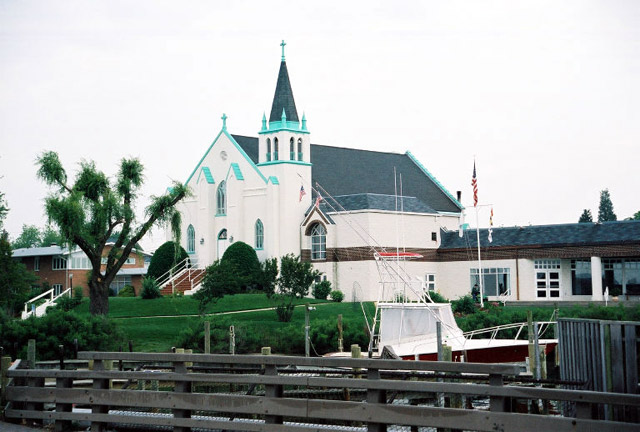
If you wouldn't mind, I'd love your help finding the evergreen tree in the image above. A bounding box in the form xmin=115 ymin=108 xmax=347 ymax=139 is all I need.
xmin=597 ymin=189 xmax=617 ymax=222
xmin=578 ymin=209 xmax=593 ymax=223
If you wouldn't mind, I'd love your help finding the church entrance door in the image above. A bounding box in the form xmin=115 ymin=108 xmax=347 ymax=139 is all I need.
xmin=217 ymin=229 xmax=229 ymax=259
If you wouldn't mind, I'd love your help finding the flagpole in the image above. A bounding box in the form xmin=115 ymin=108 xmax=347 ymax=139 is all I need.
xmin=475 ymin=206 xmax=484 ymax=308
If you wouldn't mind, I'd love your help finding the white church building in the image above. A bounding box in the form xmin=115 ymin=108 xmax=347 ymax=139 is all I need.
xmin=173 ymin=43 xmax=464 ymax=302
xmin=174 ymin=43 xmax=640 ymax=303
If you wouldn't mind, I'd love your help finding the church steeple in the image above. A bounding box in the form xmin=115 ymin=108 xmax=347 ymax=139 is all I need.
xmin=269 ymin=40 xmax=299 ymax=123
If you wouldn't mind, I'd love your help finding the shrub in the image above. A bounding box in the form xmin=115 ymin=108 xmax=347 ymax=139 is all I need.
xmin=0 ymin=309 xmax=125 ymax=361
xmin=118 ymin=285 xmax=135 ymax=297
xmin=275 ymin=297 xmax=295 ymax=322
xmin=330 ymin=290 xmax=344 ymax=302
xmin=73 ymin=286 xmax=83 ymax=303
xmin=147 ymin=241 xmax=189 ymax=281
xmin=195 ymin=260 xmax=241 ymax=312
xmin=427 ymin=291 xmax=448 ymax=303
xmin=141 ymin=277 xmax=162 ymax=299
xmin=312 ymin=280 xmax=332 ymax=300
xmin=221 ymin=241 xmax=261 ymax=289
xmin=55 ymin=287 xmax=84 ymax=311
xmin=451 ymin=295 xmax=477 ymax=315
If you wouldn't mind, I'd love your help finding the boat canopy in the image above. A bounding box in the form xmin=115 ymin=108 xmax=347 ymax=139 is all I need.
xmin=379 ymin=303 xmax=463 ymax=346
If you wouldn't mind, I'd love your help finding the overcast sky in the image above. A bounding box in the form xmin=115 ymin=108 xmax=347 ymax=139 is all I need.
xmin=1 ymin=0 xmax=638 ymax=250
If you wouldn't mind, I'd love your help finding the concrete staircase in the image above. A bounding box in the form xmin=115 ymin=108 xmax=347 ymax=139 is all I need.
xmin=159 ymin=268 xmax=206 ymax=296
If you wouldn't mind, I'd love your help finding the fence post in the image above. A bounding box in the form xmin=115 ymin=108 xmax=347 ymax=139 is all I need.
xmin=55 ymin=370 xmax=72 ymax=432
xmin=1 ymin=356 xmax=10 ymax=419
xmin=204 ymin=321 xmax=210 ymax=354
xmin=366 ymin=366 xmax=386 ymax=432
xmin=263 ymin=348 xmax=283 ymax=425
xmin=489 ymin=373 xmax=508 ymax=413
xmin=91 ymin=359 xmax=109 ymax=432
xmin=173 ymin=350 xmax=192 ymax=432
xmin=27 ymin=339 xmax=36 ymax=369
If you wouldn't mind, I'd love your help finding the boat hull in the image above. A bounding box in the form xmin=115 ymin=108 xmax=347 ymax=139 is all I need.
xmin=399 ymin=341 xmax=557 ymax=363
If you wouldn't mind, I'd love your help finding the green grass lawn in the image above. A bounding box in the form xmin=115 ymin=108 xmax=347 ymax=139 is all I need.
xmin=74 ymin=293 xmax=329 ymax=318
xmin=116 ymin=300 xmax=374 ymax=353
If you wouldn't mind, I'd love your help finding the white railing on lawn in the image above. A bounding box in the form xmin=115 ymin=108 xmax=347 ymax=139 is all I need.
xmin=21 ymin=287 xmax=71 ymax=320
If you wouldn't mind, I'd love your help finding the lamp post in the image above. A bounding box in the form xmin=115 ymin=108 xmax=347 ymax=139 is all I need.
xmin=305 ymin=304 xmax=316 ymax=357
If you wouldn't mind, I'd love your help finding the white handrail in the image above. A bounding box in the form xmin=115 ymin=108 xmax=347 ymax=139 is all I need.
xmin=22 ymin=287 xmax=72 ymax=319
xmin=463 ymin=321 xmax=556 ymax=340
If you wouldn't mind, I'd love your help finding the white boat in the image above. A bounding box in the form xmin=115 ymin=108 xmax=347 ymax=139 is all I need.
xmin=376 ymin=301 xmax=557 ymax=363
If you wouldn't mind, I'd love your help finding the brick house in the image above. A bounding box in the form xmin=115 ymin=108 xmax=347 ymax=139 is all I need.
xmin=12 ymin=243 xmax=151 ymax=297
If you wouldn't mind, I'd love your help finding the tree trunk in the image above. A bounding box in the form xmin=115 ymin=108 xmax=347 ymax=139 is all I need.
xmin=89 ymin=279 xmax=110 ymax=316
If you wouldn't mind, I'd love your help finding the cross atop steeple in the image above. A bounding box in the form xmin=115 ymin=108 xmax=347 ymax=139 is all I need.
xmin=221 ymin=113 xmax=228 ymax=131
xmin=280 ymin=40 xmax=286 ymax=61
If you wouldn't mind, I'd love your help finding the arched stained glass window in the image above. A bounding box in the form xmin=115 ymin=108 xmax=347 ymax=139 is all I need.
xmin=310 ymin=223 xmax=326 ymax=260
xmin=290 ymin=137 xmax=295 ymax=160
xmin=274 ymin=138 xmax=279 ymax=161
xmin=266 ymin=138 xmax=272 ymax=162
xmin=297 ymin=138 xmax=303 ymax=161
xmin=216 ymin=181 xmax=226 ymax=215
xmin=255 ymin=219 xmax=264 ymax=250
xmin=187 ymin=224 xmax=195 ymax=253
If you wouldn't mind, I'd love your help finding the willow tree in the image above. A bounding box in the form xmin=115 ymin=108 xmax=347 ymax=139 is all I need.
xmin=36 ymin=151 xmax=187 ymax=315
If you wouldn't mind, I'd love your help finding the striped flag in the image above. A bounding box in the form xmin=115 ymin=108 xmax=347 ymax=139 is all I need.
xmin=471 ymin=162 xmax=478 ymax=207
xmin=315 ymin=193 xmax=322 ymax=208
xmin=299 ymin=185 xmax=306 ymax=202
xmin=488 ymin=207 xmax=494 ymax=243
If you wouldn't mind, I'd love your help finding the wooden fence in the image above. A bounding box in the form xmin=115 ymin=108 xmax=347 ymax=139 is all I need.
xmin=3 ymin=351 xmax=640 ymax=431
xmin=558 ymin=317 xmax=639 ymax=422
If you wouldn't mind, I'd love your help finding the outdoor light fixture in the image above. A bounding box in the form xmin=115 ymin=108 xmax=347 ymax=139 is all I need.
xmin=200 ymin=238 xmax=204 ymax=245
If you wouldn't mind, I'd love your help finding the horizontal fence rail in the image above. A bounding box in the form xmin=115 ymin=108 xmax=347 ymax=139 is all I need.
xmin=4 ymin=352 xmax=640 ymax=432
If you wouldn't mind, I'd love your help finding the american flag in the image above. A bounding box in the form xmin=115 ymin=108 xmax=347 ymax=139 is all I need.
xmin=299 ymin=185 xmax=306 ymax=202
xmin=471 ymin=162 xmax=478 ymax=207
xmin=315 ymin=193 xmax=322 ymax=208
xmin=488 ymin=207 xmax=494 ymax=243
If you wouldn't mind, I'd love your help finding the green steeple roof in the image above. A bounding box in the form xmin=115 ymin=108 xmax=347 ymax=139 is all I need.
xmin=269 ymin=59 xmax=299 ymax=123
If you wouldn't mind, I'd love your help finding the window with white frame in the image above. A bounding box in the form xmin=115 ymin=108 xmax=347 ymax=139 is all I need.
xmin=310 ymin=223 xmax=326 ymax=260
xmin=52 ymin=256 xmax=67 ymax=270
xmin=109 ymin=275 xmax=132 ymax=295
xmin=187 ymin=224 xmax=195 ymax=253
xmin=100 ymin=256 xmax=136 ymax=266
xmin=52 ymin=284 xmax=63 ymax=296
xmin=425 ymin=273 xmax=436 ymax=291
xmin=71 ymin=256 xmax=91 ymax=269
xmin=470 ymin=267 xmax=510 ymax=297
xmin=255 ymin=219 xmax=264 ymax=250
xmin=216 ymin=181 xmax=227 ymax=215
xmin=534 ymin=259 xmax=561 ymax=298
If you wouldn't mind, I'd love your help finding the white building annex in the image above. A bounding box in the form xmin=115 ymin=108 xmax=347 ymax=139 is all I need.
xmin=174 ymin=43 xmax=464 ymax=302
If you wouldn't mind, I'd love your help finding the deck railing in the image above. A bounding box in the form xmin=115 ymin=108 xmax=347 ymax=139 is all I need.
xmin=3 ymin=351 xmax=640 ymax=431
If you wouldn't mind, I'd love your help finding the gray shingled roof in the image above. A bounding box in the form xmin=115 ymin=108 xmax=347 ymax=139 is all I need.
xmin=440 ymin=220 xmax=640 ymax=249
xmin=231 ymin=135 xmax=461 ymax=214
xmin=320 ymin=193 xmax=437 ymax=214
xmin=269 ymin=61 xmax=299 ymax=123
xmin=12 ymin=246 xmax=65 ymax=257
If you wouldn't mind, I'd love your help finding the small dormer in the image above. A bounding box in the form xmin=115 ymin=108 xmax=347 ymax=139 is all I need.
xmin=258 ymin=41 xmax=311 ymax=166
